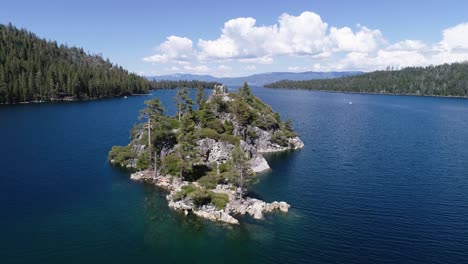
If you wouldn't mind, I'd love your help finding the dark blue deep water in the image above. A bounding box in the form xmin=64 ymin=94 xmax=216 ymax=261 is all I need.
xmin=1 ymin=88 xmax=468 ymax=264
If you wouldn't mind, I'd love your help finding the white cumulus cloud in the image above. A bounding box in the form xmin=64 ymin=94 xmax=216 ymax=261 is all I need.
xmin=197 ymin=11 xmax=334 ymax=60
xmin=329 ymin=25 xmax=384 ymax=53
xmin=143 ymin=11 xmax=468 ymax=75
xmin=143 ymin=36 xmax=194 ymax=64
xmin=440 ymin=22 xmax=468 ymax=51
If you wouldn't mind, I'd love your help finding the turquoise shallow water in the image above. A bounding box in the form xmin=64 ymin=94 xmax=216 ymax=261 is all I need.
xmin=1 ymin=87 xmax=468 ymax=263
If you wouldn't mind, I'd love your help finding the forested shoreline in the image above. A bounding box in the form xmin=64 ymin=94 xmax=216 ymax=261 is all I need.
xmin=0 ymin=23 xmax=152 ymax=104
xmin=265 ymin=62 xmax=468 ymax=98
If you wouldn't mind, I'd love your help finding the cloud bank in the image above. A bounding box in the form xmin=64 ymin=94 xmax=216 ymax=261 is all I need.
xmin=143 ymin=11 xmax=468 ymax=75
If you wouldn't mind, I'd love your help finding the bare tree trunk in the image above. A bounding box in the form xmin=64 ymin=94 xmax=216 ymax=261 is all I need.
xmin=239 ymin=166 xmax=244 ymax=202
xmin=179 ymin=152 xmax=183 ymax=181
xmin=153 ymin=151 xmax=157 ymax=179
xmin=147 ymin=117 xmax=151 ymax=168
xmin=178 ymin=105 xmax=181 ymax=121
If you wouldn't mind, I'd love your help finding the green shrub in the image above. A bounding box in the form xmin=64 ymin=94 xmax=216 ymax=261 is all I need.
xmin=253 ymin=114 xmax=278 ymax=130
xmin=197 ymin=173 xmax=220 ymax=189
xmin=172 ymin=190 xmax=186 ymax=201
xmin=218 ymin=161 xmax=232 ymax=173
xmin=271 ymin=130 xmax=289 ymax=147
xmin=274 ymin=112 xmax=281 ymax=122
xmin=200 ymin=128 xmax=220 ymax=140
xmin=161 ymin=153 xmax=179 ymax=176
xmin=283 ymin=129 xmax=297 ymax=138
xmin=223 ymin=120 xmax=234 ymax=134
xmin=173 ymin=184 xmax=229 ymax=209
xmin=206 ymin=119 xmax=225 ymax=134
xmin=220 ymin=170 xmax=238 ymax=185
xmin=282 ymin=118 xmax=297 ymax=138
xmin=211 ymin=192 xmax=229 ymax=210
xmin=172 ymin=184 xmax=197 ymax=201
xmin=136 ymin=151 xmax=150 ymax=170
xmin=108 ymin=145 xmax=135 ymax=165
xmin=219 ymin=134 xmax=240 ymax=145
xmin=190 ymin=189 xmax=212 ymax=208
xmin=130 ymin=124 xmax=142 ymax=139
xmin=264 ymin=114 xmax=279 ymax=128
xmin=181 ymin=184 xmax=197 ymax=194
xmin=166 ymin=117 xmax=180 ymax=129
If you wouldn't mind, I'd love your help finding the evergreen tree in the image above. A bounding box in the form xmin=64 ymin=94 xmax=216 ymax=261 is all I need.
xmin=140 ymin=98 xmax=164 ymax=122
xmin=196 ymin=83 xmax=205 ymax=109
xmin=200 ymin=106 xmax=216 ymax=128
xmin=138 ymin=98 xmax=165 ymax=173
xmin=238 ymin=82 xmax=253 ymax=102
xmin=174 ymin=87 xmax=193 ymax=121
xmin=176 ymin=111 xmax=197 ymax=180
xmin=231 ymin=144 xmax=253 ymax=201
xmin=233 ymin=99 xmax=253 ymax=126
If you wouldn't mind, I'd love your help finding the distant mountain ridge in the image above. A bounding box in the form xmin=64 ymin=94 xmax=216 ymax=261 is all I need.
xmin=148 ymin=71 xmax=363 ymax=86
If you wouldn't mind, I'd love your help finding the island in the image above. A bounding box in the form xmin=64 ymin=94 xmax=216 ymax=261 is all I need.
xmin=109 ymin=83 xmax=304 ymax=224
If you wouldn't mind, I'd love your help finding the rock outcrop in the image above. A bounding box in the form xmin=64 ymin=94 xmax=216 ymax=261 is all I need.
xmin=198 ymin=138 xmax=234 ymax=164
xmin=158 ymin=178 xmax=290 ymax=224
xmin=250 ymin=155 xmax=270 ymax=173
xmin=197 ymin=133 xmax=304 ymax=173
xmin=227 ymin=198 xmax=291 ymax=220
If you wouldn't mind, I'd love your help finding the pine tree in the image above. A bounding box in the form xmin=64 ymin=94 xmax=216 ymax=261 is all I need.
xmin=196 ymin=83 xmax=205 ymax=109
xmin=231 ymin=144 xmax=253 ymax=201
xmin=138 ymin=98 xmax=165 ymax=174
xmin=238 ymin=82 xmax=253 ymax=102
xmin=174 ymin=87 xmax=193 ymax=121
xmin=140 ymin=98 xmax=165 ymax=122
xmin=175 ymin=111 xmax=197 ymax=180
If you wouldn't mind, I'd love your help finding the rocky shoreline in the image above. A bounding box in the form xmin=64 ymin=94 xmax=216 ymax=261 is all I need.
xmin=131 ymin=171 xmax=291 ymax=225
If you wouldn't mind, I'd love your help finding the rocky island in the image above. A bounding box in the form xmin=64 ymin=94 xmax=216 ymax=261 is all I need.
xmin=109 ymin=83 xmax=304 ymax=224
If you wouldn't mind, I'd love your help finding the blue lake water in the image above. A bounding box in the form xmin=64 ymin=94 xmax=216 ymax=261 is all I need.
xmin=1 ymin=87 xmax=468 ymax=264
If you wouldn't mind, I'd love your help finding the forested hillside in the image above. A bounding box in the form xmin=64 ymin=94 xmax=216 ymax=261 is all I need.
xmin=265 ymin=62 xmax=468 ymax=97
xmin=0 ymin=23 xmax=150 ymax=103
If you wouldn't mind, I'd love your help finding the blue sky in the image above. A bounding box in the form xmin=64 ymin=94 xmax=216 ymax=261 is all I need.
xmin=2 ymin=0 xmax=468 ymax=76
